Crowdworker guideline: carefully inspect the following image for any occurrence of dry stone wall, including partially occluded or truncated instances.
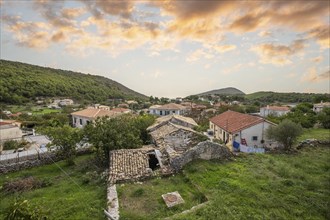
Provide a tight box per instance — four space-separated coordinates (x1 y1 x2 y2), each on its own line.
170 141 233 172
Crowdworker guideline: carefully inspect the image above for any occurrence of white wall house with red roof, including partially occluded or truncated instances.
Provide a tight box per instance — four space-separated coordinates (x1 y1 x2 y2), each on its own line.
70 107 121 128
209 110 276 149
260 105 290 117
148 103 188 116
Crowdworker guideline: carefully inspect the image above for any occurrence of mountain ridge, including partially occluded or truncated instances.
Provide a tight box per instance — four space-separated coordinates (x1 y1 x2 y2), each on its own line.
196 87 245 96
0 59 147 104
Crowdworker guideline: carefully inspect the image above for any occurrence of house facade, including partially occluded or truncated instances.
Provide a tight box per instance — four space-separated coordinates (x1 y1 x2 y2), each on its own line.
210 110 276 149
313 102 330 113
71 108 120 128
148 103 187 116
260 105 290 117
0 121 23 146
147 115 198 132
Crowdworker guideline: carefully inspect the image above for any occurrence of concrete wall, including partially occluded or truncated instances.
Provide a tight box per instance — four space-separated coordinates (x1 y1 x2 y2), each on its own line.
72 116 91 128
0 126 23 141
170 141 233 172
149 109 184 116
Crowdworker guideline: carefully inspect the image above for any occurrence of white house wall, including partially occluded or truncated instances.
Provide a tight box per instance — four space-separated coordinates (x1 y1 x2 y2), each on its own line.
0 127 23 142
72 116 91 128
149 109 184 116
233 122 273 147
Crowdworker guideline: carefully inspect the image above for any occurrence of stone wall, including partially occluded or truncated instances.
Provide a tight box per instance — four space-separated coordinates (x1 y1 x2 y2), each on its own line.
297 139 330 149
170 141 233 172
0 148 92 174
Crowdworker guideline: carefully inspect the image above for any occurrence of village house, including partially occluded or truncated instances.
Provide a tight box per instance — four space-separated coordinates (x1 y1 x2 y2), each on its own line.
0 120 23 146
59 99 74 106
313 101 330 113
147 115 198 132
260 105 290 117
209 110 276 149
71 107 120 128
148 103 188 116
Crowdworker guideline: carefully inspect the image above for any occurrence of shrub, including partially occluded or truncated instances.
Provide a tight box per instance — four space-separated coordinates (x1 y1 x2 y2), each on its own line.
131 188 144 197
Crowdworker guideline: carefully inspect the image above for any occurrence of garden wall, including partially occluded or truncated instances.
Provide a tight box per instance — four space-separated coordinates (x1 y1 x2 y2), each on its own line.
170 141 233 172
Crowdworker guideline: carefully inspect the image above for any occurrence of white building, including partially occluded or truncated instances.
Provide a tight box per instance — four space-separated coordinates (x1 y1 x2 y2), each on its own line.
260 105 290 117
71 108 120 128
209 110 276 149
313 102 330 113
148 103 188 116
0 121 23 145
59 99 74 106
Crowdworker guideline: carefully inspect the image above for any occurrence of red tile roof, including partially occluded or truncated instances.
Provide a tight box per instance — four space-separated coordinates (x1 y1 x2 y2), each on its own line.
155 103 186 110
71 108 120 119
210 110 265 133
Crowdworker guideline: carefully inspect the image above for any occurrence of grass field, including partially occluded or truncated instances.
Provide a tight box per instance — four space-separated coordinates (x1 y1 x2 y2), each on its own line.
298 128 330 142
32 108 62 115
118 146 330 220
1 130 329 219
117 174 207 219
0 154 107 220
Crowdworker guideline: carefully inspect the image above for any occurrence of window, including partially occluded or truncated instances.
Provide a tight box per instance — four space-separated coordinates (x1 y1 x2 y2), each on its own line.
74 118 77 124
86 120 90 125
172 110 176 113
160 110 163 115
252 136 258 141
79 119 83 125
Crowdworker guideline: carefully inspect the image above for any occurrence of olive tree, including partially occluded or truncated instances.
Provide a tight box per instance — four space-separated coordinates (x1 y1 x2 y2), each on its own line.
266 119 303 151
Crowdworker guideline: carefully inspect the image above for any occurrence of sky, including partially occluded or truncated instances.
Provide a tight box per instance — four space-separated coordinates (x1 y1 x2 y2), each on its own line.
1 0 329 98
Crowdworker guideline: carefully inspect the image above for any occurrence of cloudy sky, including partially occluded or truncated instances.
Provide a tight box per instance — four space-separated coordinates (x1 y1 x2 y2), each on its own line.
1 0 329 98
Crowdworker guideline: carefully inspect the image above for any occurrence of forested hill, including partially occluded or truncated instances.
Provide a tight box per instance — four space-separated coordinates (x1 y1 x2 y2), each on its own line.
196 87 245 96
0 60 147 104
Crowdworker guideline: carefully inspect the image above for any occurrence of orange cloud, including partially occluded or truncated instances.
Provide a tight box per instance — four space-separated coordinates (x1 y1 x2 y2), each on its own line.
301 68 330 82
252 39 306 65
307 25 330 48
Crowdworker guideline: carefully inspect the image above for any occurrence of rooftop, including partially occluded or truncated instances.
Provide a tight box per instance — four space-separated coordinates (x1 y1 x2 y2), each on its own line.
210 110 266 133
154 103 186 110
108 147 155 184
71 108 120 119
147 115 197 131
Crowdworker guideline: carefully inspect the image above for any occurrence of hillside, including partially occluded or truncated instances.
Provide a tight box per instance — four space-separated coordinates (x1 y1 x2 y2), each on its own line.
0 60 147 104
196 87 245 96
246 91 330 103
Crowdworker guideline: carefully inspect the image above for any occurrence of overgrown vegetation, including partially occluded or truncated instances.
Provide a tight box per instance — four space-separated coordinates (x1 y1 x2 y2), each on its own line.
84 113 155 164
0 154 107 220
0 59 146 104
117 175 207 219
266 119 303 151
172 146 330 219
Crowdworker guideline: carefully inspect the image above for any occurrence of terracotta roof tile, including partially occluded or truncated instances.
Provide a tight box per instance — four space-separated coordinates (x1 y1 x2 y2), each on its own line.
210 110 264 133
155 103 186 110
71 108 120 119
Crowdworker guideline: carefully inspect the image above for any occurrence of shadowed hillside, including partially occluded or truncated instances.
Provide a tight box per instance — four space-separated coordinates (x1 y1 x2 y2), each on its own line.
0 60 147 104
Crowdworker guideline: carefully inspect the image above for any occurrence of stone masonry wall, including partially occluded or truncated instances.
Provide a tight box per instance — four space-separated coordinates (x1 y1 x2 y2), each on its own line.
0 148 92 174
170 141 233 172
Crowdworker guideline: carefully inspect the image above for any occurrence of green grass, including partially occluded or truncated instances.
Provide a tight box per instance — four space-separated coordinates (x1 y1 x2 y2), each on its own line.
298 128 330 142
0 154 107 220
32 108 62 115
117 175 207 220
173 147 330 219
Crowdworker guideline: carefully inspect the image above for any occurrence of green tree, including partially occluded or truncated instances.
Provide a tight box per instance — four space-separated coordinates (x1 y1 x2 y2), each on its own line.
266 119 303 151
132 113 156 144
318 107 330 129
42 125 83 165
84 114 142 164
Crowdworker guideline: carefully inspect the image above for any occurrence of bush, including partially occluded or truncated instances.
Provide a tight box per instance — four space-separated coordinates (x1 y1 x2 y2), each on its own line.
131 188 144 197
2 177 51 194
4 198 48 220
3 140 19 150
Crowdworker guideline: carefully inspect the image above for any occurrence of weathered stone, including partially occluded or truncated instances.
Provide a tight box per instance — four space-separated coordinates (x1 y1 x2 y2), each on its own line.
162 191 185 208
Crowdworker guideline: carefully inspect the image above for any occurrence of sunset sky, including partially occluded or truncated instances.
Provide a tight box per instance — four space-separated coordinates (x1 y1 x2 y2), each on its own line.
1 0 329 98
